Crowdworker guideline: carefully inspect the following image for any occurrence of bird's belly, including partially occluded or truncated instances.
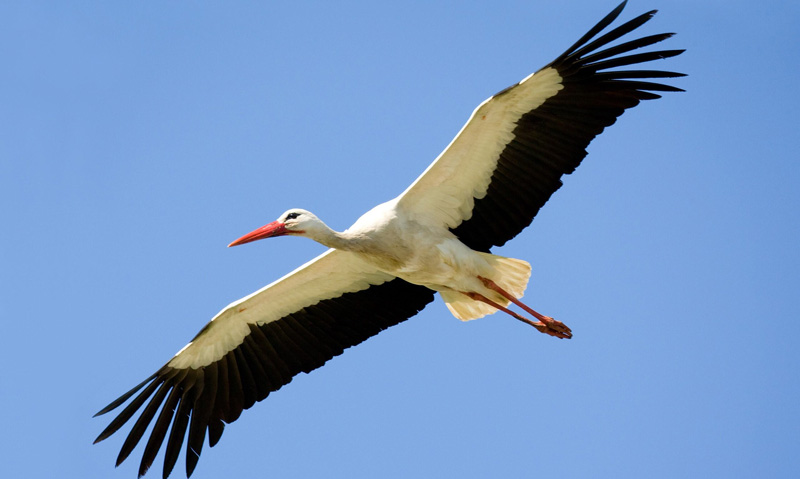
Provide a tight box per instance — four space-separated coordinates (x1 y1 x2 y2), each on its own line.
347 214 489 292
390 239 490 293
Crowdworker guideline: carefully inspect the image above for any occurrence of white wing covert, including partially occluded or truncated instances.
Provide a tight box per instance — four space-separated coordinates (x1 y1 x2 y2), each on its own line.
94 249 434 478
397 3 684 252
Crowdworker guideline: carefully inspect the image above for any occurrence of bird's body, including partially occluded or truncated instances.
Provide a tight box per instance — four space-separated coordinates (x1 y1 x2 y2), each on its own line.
95 3 685 478
272 204 532 321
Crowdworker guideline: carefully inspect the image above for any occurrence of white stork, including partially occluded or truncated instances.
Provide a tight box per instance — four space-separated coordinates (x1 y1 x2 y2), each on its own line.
95 2 684 477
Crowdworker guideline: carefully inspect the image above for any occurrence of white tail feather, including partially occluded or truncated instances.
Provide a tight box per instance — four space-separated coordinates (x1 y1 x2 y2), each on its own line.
441 253 531 321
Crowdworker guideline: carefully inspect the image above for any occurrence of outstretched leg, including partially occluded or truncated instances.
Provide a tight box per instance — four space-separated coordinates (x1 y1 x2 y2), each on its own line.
476 276 572 339
463 290 572 339
478 276 572 337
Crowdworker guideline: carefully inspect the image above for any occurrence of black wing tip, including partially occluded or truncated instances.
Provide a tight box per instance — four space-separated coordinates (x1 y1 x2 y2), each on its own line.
94 399 127 419
553 3 682 69
550 3 685 92
94 371 162 418
613 1 628 17
138 462 151 479
657 47 685 58
635 9 659 25
186 448 201 478
95 281 434 479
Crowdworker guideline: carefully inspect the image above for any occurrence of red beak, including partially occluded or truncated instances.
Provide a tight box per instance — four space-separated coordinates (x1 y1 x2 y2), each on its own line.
228 221 288 247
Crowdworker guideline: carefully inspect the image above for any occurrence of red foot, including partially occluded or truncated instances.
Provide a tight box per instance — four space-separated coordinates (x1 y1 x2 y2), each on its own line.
463 290 572 339
531 316 572 339
475 276 572 339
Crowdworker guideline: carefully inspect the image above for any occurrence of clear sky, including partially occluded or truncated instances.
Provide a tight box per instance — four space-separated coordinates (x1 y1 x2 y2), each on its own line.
2 1 799 478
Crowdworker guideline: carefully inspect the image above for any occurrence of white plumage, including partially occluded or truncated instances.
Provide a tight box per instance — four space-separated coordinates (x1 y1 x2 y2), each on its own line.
95 3 684 478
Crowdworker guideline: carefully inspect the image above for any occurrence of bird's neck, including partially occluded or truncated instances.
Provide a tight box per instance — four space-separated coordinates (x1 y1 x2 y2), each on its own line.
303 224 363 252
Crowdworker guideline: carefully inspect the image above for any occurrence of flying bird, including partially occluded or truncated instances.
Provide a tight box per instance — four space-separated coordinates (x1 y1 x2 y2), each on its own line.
95 2 684 477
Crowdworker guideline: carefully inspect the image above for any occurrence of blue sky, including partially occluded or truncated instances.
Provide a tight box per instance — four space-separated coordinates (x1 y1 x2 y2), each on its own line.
2 1 799 478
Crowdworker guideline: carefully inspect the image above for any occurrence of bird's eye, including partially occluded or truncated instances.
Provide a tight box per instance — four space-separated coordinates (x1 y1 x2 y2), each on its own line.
285 212 300 221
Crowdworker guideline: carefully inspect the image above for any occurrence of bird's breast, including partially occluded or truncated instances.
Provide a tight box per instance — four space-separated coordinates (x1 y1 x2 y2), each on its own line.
344 200 487 287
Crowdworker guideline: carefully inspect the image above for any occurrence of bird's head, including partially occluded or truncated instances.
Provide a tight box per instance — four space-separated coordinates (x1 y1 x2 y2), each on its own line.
228 209 319 247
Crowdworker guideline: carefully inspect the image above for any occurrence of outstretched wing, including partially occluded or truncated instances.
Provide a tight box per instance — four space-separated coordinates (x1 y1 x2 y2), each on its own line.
396 1 684 251
94 249 434 478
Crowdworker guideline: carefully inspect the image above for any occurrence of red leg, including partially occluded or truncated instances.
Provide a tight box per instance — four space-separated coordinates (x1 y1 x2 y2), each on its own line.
463 292 571 339
477 276 572 339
